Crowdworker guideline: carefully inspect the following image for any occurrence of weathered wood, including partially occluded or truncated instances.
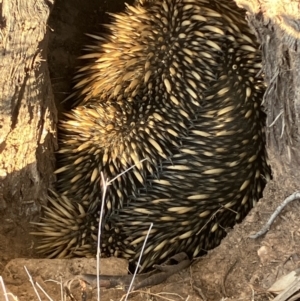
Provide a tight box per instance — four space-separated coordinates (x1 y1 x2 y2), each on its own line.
0 0 56 213
236 0 300 189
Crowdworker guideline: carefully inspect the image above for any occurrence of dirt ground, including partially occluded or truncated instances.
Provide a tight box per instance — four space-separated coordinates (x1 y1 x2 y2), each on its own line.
2 182 300 301
1 0 300 300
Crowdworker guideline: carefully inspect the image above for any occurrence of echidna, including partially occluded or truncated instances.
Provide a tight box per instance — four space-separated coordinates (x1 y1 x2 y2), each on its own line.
34 0 271 271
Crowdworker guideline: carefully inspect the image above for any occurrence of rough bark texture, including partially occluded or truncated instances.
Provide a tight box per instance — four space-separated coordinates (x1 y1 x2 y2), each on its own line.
236 0 300 190
0 0 56 215
0 0 56 264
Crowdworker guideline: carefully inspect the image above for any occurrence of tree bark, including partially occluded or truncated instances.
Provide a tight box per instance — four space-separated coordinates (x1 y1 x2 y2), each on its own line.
0 0 56 216
236 0 300 191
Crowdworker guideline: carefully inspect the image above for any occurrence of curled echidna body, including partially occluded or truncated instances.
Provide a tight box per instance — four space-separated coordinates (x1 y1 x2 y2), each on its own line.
35 0 271 271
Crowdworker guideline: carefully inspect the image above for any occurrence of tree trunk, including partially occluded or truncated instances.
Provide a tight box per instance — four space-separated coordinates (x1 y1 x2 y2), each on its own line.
0 0 56 235
236 0 300 192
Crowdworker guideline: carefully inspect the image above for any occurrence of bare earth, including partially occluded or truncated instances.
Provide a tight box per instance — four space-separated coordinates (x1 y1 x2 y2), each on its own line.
1 0 300 300
2 182 300 301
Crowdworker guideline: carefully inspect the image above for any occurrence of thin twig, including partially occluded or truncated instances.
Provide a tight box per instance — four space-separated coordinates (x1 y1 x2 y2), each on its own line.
108 158 147 184
36 282 54 301
250 192 300 239
196 207 224 235
268 109 283 127
60 276 65 301
124 222 153 301
221 259 238 296
121 289 184 301
0 276 9 301
24 266 42 301
97 159 148 301
44 278 64 301
96 171 107 301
